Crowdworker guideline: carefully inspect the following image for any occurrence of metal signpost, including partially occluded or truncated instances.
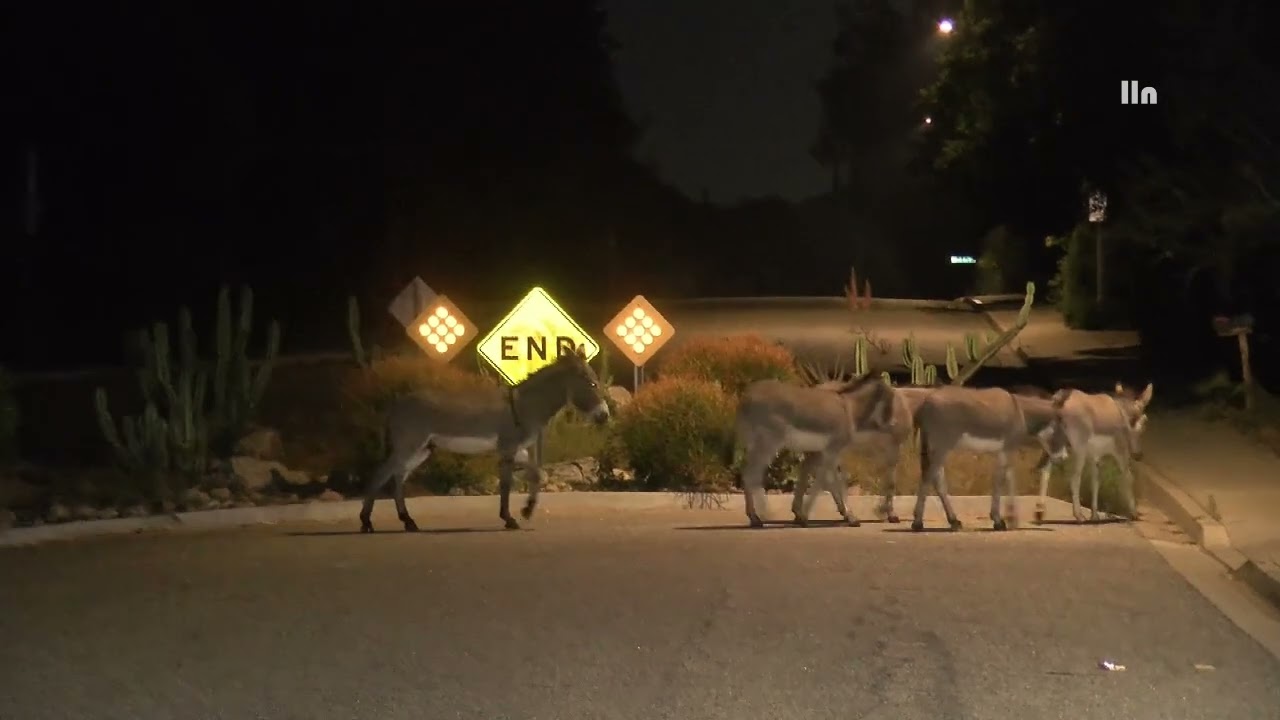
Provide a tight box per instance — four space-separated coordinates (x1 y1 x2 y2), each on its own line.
477 287 601 465
604 294 675 392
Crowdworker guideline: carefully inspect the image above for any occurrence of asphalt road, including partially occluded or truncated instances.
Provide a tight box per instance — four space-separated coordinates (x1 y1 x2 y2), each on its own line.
3 496 1278 720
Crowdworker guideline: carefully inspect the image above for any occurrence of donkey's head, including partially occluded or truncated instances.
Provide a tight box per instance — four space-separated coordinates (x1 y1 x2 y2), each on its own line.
555 345 611 425
835 374 897 432
1113 382 1153 459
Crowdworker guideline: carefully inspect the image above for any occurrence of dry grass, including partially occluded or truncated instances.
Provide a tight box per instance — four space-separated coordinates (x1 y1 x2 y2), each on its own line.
659 334 800 395
837 439 1132 514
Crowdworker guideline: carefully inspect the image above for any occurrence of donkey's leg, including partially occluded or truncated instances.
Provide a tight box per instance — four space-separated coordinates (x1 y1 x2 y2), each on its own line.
1033 450 1054 524
912 440 937 531
359 447 418 533
824 458 859 527
497 453 522 530
1088 458 1101 521
933 467 963 531
989 454 1006 530
875 443 902 523
1066 454 1088 523
791 454 815 525
519 449 542 521
1003 463 1020 529
741 443 776 528
392 445 435 532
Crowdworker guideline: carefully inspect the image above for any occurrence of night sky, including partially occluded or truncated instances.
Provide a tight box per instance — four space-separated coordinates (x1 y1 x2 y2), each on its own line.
606 0 839 203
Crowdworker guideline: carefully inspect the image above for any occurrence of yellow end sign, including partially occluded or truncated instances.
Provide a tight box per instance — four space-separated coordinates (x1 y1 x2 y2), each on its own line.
477 287 600 385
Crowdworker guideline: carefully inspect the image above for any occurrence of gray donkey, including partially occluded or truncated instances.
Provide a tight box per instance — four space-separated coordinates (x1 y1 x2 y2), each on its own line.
912 386 1071 532
736 375 898 528
359 346 610 532
791 384 936 526
1032 382 1153 524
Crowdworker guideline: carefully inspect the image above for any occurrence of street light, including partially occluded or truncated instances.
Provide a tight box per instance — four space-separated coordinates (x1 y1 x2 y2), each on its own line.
938 18 955 34
923 116 933 125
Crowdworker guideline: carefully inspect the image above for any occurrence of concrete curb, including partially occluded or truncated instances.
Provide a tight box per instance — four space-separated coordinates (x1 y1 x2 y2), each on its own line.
1 492 1089 548
0 493 687 548
1136 462 1280 605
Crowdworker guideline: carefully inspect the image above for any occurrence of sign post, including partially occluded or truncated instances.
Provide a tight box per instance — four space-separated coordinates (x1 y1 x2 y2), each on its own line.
477 287 601 465
604 295 675 392
405 294 475 363
388 276 438 328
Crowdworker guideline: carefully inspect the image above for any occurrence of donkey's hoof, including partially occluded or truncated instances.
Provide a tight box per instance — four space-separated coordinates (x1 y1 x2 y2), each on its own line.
360 523 374 534
504 517 522 530
910 520 924 532
748 516 765 529
520 505 535 521
886 514 901 524
1033 509 1046 525
792 515 808 528
402 519 419 532
949 519 964 531
845 517 862 528
992 519 1008 532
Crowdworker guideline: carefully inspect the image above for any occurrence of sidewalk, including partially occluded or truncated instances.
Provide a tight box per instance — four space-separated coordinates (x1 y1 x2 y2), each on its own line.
982 306 1280 604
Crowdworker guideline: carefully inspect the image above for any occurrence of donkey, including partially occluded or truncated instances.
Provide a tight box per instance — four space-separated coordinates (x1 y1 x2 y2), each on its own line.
791 384 936 526
735 375 898 528
1032 382 1153 524
359 346 610 532
911 386 1071 532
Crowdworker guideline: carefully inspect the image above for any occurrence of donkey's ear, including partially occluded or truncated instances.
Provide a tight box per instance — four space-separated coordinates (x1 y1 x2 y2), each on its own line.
1051 388 1073 408
1137 382 1154 409
575 344 587 359
1115 381 1126 395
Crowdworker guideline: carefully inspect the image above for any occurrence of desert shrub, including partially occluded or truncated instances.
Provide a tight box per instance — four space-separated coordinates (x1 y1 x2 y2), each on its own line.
974 225 1028 295
542 407 610 464
658 335 799 395
611 377 736 492
341 354 498 494
0 366 17 464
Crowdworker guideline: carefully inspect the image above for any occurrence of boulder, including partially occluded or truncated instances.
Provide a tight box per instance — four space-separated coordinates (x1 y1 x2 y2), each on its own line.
607 385 633 408
542 457 600 491
183 488 212 509
234 427 285 462
230 456 311 491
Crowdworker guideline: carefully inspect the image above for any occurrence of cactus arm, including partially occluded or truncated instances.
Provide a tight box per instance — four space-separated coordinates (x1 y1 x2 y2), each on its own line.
945 343 959 380
951 282 1036 386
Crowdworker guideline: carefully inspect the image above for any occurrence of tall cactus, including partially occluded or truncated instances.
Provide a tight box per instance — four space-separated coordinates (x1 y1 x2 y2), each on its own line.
211 285 280 446
347 295 369 370
945 343 960 380
949 281 1036 386
95 285 280 492
853 335 869 377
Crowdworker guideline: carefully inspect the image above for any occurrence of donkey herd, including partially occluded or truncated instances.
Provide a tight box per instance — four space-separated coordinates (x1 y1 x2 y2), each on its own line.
357 345 1153 534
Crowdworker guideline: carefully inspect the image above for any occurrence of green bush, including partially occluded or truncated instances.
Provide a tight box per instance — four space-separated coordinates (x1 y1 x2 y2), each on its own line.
0 366 17 464
1047 223 1133 330
659 335 799 395
542 407 609 464
612 376 737 492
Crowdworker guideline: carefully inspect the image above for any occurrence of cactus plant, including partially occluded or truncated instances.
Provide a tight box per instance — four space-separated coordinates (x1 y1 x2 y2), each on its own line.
881 371 894 386
901 334 919 368
95 285 280 492
948 281 1036 386
347 296 369 370
944 343 960 380
964 332 980 362
923 364 937 386
853 335 869 377
210 285 280 447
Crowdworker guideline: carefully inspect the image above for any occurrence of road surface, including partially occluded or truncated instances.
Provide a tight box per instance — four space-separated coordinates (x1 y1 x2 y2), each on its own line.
2 495 1278 720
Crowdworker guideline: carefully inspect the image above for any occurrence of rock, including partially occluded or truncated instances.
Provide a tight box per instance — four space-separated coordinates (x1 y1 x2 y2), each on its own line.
183 488 211 509
318 489 344 502
71 504 98 521
234 427 285 461
123 505 150 518
46 502 71 523
96 507 120 520
448 487 466 497
607 385 633 408
209 487 233 502
543 457 600 490
0 474 45 509
230 456 311 491
0 508 15 530
609 468 634 483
